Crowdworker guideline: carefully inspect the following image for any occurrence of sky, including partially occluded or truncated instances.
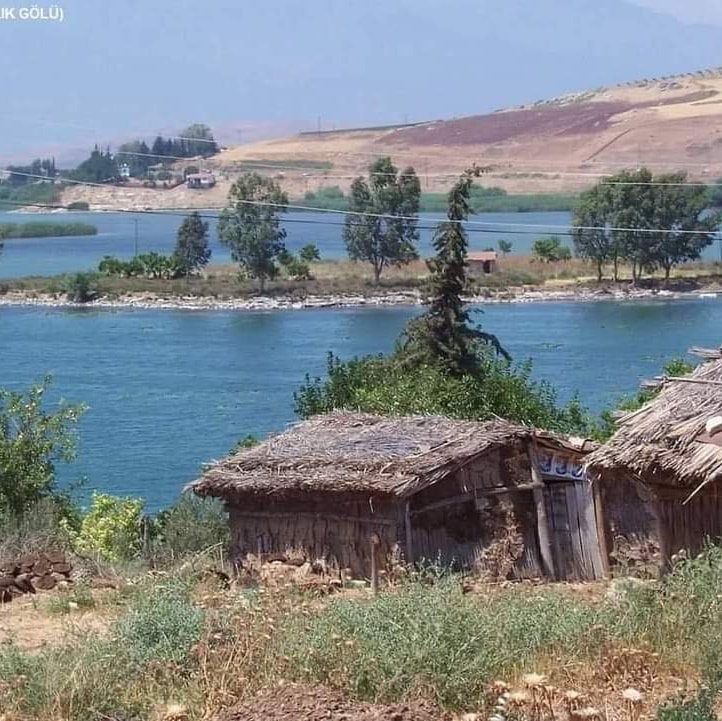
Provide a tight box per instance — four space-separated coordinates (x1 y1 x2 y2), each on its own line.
2 0 722 165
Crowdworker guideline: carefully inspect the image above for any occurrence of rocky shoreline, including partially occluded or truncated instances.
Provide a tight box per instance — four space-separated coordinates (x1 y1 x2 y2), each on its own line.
0 285 718 312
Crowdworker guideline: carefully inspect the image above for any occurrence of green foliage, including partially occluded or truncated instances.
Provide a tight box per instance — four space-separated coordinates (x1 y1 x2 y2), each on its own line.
98 253 179 279
152 494 229 561
419 188 578 213
573 169 720 282
295 352 589 435
72 492 144 561
532 235 572 262
0 222 96 239
174 211 211 277
65 201 89 211
0 181 59 210
400 172 507 376
218 173 289 292
282 577 599 708
63 272 100 302
69 145 118 183
303 185 347 209
343 157 420 284
593 357 695 440
299 243 321 263
497 239 513 255
657 690 717 721
179 123 218 158
0 378 84 517
232 434 260 452
112 579 204 666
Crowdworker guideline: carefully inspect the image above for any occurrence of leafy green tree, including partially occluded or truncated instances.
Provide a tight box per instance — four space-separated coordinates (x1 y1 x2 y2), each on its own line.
343 157 420 284
299 243 321 263
497 239 512 255
0 378 85 517
217 173 289 292
649 173 720 279
180 123 218 157
173 212 211 277
400 172 507 375
294 352 588 434
70 145 118 184
572 184 615 281
532 235 572 263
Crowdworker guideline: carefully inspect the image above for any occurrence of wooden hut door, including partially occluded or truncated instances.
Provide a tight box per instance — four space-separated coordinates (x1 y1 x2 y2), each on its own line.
544 480 605 581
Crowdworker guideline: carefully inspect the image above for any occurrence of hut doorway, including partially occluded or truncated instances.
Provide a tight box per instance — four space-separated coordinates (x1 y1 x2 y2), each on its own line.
536 447 606 581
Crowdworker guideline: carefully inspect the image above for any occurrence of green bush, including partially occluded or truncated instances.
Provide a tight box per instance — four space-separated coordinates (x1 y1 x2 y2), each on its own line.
151 494 229 562
64 272 100 302
112 580 204 667
72 492 144 561
66 201 90 211
282 577 599 708
532 235 572 262
657 689 717 721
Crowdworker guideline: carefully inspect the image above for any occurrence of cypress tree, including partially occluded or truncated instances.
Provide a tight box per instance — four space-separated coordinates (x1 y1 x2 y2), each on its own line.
399 169 507 375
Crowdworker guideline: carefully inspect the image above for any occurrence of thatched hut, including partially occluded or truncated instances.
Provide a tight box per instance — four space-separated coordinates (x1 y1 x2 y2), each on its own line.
586 348 722 571
190 412 604 581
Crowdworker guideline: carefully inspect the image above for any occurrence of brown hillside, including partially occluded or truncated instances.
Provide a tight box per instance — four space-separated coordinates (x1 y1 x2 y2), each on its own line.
61 69 722 210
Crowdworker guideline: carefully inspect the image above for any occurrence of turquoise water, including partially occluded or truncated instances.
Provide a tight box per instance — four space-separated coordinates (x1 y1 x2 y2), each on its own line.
0 210 574 278
1 298 720 510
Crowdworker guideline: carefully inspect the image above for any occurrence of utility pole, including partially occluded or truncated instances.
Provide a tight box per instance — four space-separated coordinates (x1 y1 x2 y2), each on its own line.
133 218 139 257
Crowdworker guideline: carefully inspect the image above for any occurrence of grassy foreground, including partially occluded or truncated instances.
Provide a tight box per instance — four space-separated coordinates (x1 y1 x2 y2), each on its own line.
2 546 722 720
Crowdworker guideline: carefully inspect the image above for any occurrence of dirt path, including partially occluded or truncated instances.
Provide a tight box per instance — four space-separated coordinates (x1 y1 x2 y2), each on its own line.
218 686 450 721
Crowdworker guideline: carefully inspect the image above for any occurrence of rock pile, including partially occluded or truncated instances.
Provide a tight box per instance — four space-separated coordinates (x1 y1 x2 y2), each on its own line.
0 551 73 602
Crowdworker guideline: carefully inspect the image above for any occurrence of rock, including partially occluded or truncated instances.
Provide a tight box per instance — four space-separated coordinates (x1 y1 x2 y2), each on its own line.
33 574 57 591
32 558 50 576
51 562 72 575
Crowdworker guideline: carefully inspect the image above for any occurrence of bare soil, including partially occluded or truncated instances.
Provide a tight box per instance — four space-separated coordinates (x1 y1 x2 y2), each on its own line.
218 685 450 721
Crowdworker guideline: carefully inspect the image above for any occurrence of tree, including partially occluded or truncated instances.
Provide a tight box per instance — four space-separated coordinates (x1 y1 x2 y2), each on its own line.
299 243 321 263
180 123 218 157
343 157 420 284
532 235 572 263
572 184 615 281
497 239 512 256
217 173 288 292
294 353 587 434
173 212 211 277
399 171 508 376
649 173 719 279
0 378 85 517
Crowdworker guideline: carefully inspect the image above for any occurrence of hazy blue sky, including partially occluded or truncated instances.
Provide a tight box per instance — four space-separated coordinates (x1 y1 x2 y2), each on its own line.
2 0 722 164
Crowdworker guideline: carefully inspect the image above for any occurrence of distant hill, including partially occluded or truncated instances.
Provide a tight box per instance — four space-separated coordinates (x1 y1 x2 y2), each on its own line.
60 69 722 210
207 69 722 197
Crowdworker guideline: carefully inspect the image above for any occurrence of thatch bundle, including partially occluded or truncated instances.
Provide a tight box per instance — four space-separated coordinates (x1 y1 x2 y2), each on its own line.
586 349 722 492
190 412 593 501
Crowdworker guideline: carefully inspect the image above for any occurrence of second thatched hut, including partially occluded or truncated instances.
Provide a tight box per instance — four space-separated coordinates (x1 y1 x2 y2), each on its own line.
586 347 722 572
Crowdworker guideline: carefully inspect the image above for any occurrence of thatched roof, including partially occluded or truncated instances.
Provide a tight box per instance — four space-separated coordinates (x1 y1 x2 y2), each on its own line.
190 412 593 500
586 350 722 491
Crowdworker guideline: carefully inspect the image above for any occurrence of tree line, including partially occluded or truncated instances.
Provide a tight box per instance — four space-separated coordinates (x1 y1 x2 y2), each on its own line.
572 168 720 281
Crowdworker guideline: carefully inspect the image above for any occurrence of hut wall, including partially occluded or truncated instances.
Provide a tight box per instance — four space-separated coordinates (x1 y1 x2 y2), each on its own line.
226 495 400 577
600 475 660 572
408 447 545 578
655 484 722 559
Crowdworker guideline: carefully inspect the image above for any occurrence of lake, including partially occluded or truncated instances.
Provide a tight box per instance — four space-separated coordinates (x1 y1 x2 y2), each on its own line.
1 298 720 511
1 209 572 278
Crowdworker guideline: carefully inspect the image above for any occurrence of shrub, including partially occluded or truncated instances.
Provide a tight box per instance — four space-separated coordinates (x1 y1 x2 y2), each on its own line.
532 235 572 262
151 494 229 562
64 272 100 302
281 577 600 708
72 492 144 561
66 201 90 211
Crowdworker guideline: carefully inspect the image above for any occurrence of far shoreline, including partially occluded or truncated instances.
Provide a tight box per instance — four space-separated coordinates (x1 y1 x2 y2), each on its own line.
0 284 718 313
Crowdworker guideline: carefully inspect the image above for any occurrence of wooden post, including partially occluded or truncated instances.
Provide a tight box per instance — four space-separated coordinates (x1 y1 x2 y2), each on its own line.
651 494 672 576
592 479 611 578
528 445 556 580
404 501 414 565
369 533 380 594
